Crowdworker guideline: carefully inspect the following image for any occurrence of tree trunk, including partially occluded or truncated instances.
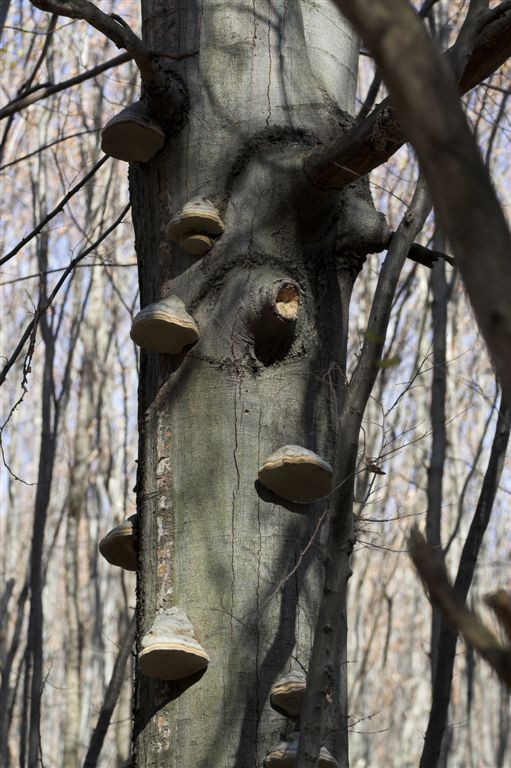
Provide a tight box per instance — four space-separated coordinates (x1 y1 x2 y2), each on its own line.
130 2 387 766
63 352 94 768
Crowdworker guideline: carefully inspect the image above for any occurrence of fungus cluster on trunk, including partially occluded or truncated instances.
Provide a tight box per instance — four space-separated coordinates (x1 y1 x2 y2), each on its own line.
265 732 337 767
98 104 338 752
264 673 338 766
166 197 224 255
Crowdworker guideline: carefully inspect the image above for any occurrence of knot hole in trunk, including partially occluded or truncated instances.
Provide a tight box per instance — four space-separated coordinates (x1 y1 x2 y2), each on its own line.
251 278 303 366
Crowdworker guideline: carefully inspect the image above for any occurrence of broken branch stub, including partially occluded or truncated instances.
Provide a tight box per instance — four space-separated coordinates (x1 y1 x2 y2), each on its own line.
258 445 333 503
139 608 209 682
98 514 138 571
130 296 199 355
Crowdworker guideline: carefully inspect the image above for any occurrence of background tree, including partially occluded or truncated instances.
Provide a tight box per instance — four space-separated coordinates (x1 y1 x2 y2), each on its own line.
0 1 509 767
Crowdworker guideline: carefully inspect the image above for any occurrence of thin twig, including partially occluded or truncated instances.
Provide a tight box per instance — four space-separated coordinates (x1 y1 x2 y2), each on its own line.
0 203 130 387
0 53 132 119
0 156 109 267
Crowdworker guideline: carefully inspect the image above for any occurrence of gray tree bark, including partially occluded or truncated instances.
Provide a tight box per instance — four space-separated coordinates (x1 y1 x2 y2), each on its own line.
130 2 384 766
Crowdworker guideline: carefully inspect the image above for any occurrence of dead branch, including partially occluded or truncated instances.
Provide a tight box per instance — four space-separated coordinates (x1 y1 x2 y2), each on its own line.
304 1 511 189
0 156 109 267
28 0 185 123
0 203 130 387
0 53 132 120
29 0 161 90
409 527 511 688
336 0 511 414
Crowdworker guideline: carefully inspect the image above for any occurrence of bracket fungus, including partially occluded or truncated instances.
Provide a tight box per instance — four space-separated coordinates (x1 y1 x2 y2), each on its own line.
100 101 165 162
264 732 338 767
98 515 137 571
258 445 333 503
139 607 209 681
166 197 224 255
270 672 306 719
130 296 199 354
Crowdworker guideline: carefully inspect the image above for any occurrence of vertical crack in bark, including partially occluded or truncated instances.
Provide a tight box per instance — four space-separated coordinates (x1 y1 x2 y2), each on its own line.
254 498 262 765
266 0 272 127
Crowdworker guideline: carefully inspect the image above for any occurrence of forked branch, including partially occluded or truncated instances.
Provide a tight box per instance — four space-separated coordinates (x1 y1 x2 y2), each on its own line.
304 1 511 189
336 0 511 409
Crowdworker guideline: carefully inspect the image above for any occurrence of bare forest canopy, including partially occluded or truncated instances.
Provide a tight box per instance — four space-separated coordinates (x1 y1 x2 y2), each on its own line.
0 1 510 768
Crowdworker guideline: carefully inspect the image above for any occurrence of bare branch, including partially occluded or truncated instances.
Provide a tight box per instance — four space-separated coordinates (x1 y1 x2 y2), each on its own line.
0 156 109 267
0 203 130 387
409 528 511 688
0 129 99 171
304 1 511 189
30 0 161 90
349 180 432 418
336 0 511 411
28 0 186 124
0 53 132 120
406 241 454 268
418 397 510 766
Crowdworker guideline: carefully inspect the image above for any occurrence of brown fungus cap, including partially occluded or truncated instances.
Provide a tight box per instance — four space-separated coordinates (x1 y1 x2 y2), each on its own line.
139 608 209 681
130 297 199 354
270 671 306 718
166 197 224 242
101 101 165 163
264 733 338 768
98 515 137 571
258 445 333 503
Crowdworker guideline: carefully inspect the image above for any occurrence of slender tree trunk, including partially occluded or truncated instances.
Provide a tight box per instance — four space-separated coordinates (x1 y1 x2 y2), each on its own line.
130 2 387 765
83 616 136 768
22 318 58 768
63 353 94 767
21 173 61 767
426 229 448 682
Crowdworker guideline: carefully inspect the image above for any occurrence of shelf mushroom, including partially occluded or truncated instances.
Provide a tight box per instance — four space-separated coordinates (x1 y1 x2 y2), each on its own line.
166 197 224 255
270 672 306 719
258 445 333 503
130 296 199 354
101 101 165 162
264 732 338 767
139 607 209 681
98 515 137 571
